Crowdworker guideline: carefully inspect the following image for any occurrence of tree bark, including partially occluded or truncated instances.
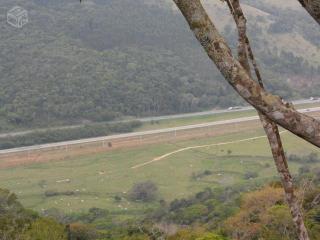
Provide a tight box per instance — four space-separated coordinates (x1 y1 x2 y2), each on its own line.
298 0 320 24
172 0 320 147
227 1 309 239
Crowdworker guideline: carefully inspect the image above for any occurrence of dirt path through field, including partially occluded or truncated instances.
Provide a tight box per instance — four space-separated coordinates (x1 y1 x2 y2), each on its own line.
131 131 288 169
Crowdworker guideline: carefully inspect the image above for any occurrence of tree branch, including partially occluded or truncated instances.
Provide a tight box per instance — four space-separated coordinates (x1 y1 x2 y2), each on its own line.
298 0 320 24
173 0 320 147
226 1 309 238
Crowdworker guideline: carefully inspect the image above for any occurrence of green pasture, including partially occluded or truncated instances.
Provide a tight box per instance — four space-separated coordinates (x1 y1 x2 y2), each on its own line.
0 126 319 221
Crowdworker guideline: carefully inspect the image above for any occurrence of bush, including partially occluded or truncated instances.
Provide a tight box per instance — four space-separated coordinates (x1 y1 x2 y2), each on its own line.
313 168 320 183
288 154 301 162
305 153 319 163
23 218 67 240
196 233 229 240
114 195 122 202
44 190 74 197
264 163 271 168
0 188 38 239
170 198 191 211
244 172 258 180
299 166 311 175
69 223 99 240
44 190 60 197
81 208 109 224
129 181 158 202
179 204 208 224
288 152 320 163
191 170 213 180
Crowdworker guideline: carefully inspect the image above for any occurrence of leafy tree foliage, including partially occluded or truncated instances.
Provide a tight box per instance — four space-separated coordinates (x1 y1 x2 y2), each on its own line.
129 181 158 202
0 0 319 132
0 120 141 149
69 223 99 240
196 233 229 240
224 185 320 240
0 188 66 240
0 189 37 239
22 218 67 240
2 182 318 239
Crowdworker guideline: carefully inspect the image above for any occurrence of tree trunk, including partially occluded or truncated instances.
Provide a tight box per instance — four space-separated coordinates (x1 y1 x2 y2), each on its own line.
172 0 320 147
226 1 310 238
227 1 309 238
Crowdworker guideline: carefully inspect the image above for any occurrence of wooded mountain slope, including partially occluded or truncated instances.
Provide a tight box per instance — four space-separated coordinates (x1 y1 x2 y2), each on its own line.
0 0 319 131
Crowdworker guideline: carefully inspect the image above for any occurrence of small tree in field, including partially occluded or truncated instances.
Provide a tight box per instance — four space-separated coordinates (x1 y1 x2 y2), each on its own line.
129 181 158 202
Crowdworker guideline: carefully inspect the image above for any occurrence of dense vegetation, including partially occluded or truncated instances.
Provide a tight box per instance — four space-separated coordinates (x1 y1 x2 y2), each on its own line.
0 120 141 149
1 1 320 239
2 171 320 239
0 0 319 133
0 188 67 239
1 124 320 239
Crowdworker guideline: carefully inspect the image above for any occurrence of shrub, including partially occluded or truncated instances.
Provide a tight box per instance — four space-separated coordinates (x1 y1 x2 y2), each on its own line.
288 154 300 162
44 190 74 197
288 152 320 163
179 204 208 224
299 166 311 175
69 223 99 240
129 181 158 202
170 198 191 211
244 172 258 180
44 190 60 197
224 186 287 240
305 153 319 163
264 163 271 168
23 218 67 240
196 233 229 240
114 195 122 202
191 170 213 180
0 188 37 239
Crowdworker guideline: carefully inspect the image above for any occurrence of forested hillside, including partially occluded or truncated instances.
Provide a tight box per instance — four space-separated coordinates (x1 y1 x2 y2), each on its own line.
0 0 319 131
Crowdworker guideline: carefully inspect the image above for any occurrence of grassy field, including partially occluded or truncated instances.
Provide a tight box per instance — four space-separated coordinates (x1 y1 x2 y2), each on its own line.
0 125 319 221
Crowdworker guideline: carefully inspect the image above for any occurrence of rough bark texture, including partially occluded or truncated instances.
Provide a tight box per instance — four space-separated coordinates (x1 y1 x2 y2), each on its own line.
298 0 320 24
227 1 309 239
172 0 320 147
263 120 310 240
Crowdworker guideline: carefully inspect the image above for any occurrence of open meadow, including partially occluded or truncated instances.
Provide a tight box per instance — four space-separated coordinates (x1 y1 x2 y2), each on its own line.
0 124 319 221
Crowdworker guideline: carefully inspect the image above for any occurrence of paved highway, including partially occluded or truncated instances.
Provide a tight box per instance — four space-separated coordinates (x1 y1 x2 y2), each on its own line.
0 106 319 155
135 99 320 122
0 98 319 139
